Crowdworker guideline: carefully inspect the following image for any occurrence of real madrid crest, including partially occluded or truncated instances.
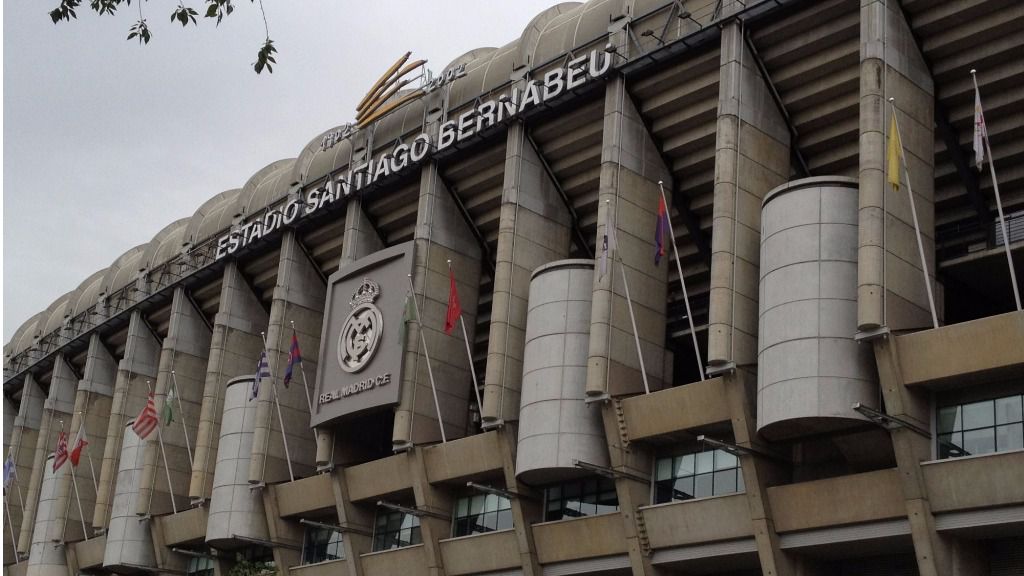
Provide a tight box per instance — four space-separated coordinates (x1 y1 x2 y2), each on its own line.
337 278 383 373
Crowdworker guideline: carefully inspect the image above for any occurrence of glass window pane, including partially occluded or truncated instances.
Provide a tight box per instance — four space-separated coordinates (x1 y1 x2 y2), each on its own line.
456 497 468 518
714 450 738 471
997 423 1024 451
996 396 1023 425
655 457 673 481
496 508 513 531
962 400 994 430
676 454 695 476
695 451 714 474
963 428 995 455
694 473 714 498
654 480 674 504
484 494 499 513
937 406 961 434
736 469 745 493
713 469 738 495
672 476 694 501
470 495 485 516
564 482 580 499
938 432 965 458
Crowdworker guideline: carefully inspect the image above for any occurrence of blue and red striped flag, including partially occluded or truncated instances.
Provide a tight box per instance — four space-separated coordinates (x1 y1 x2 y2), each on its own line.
654 195 669 265
283 331 302 388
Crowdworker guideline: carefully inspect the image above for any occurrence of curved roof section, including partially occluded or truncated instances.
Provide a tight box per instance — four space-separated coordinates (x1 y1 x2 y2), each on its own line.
184 188 241 247
230 159 295 219
100 244 147 297
296 128 353 188
69 269 109 319
139 218 189 271
519 3 583 68
370 95 427 153
9 312 46 357
41 290 76 336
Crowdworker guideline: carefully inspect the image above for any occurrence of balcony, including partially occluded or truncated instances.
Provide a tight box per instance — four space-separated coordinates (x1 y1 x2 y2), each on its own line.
620 377 731 442
641 493 753 549
157 506 208 547
424 431 505 484
439 529 520 575
346 453 414 503
767 469 905 532
289 559 349 576
360 544 427 576
923 450 1024 514
533 512 628 564
275 473 336 517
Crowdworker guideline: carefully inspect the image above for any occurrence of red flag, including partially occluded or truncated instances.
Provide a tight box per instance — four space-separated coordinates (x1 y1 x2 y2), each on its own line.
655 196 668 265
69 424 88 467
132 393 159 440
53 431 69 472
445 267 462 335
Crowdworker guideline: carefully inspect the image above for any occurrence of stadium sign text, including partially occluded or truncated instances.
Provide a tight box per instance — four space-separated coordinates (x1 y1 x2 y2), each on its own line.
215 48 610 261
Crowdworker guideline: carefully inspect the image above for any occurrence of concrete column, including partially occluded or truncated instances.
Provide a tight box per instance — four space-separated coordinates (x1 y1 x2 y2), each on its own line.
707 22 791 368
392 162 481 448
92 310 161 529
873 338 950 576
496 426 542 576
587 75 672 398
408 448 451 576
858 0 936 332
330 465 374 576
137 287 211 516
600 401 656 576
18 358 77 553
481 122 571 426
726 368 794 576
249 230 323 484
189 261 268 503
261 488 302 576
25 455 67 576
6 374 45 557
316 197 384 467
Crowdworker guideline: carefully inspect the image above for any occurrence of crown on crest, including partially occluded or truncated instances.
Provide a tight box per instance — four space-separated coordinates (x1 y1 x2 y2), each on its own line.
350 278 381 308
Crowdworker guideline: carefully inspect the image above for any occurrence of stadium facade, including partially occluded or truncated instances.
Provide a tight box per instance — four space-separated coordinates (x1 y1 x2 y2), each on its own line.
4 1 1024 575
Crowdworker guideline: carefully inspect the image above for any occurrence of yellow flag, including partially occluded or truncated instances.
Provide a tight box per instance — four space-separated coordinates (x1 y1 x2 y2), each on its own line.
887 113 901 191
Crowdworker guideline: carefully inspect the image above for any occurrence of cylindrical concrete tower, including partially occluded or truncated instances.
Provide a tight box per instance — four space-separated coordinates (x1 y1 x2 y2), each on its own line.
206 376 269 548
103 421 157 571
516 260 609 484
758 177 878 439
26 454 67 576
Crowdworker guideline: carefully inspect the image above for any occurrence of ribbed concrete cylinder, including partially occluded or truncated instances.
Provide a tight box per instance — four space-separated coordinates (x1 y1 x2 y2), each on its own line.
758 177 877 439
25 455 67 576
516 260 608 484
103 421 156 572
206 376 269 548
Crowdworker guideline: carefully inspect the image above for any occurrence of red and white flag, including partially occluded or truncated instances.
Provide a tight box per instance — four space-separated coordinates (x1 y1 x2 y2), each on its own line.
131 393 159 440
53 431 69 472
973 82 987 171
69 424 89 467
444 266 462 335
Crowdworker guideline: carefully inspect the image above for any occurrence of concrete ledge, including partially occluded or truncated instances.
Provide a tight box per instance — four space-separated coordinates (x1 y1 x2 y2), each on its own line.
346 453 413 502
896 311 1024 387
440 530 520 575
360 544 426 576
288 559 349 576
923 450 1024 513
532 513 627 564
768 469 904 532
620 377 730 442
3 561 28 576
424 431 504 485
641 494 753 549
157 506 209 547
275 474 336 517
70 533 107 569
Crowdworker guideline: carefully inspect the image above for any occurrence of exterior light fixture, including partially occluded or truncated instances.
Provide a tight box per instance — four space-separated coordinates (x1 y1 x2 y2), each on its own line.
466 481 532 501
299 518 373 537
376 500 451 521
852 403 930 438
697 435 788 463
573 459 650 484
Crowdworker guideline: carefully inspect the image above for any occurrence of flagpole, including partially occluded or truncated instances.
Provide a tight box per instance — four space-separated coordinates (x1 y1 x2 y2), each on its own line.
890 98 939 329
57 419 77 543
971 69 1021 311
658 181 705 381
70 465 88 540
147 381 178 514
449 260 484 424
260 332 295 483
4 494 19 564
407 273 446 443
289 322 315 415
169 371 194 469
609 224 651 395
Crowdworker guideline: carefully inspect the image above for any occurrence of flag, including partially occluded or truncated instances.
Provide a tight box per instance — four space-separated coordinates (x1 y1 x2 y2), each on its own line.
3 453 14 483
887 113 901 192
162 386 175 426
444 267 462 335
655 195 668 265
69 424 88 467
973 82 987 171
283 331 301 388
601 207 616 277
131 393 159 440
399 290 416 343
252 351 271 401
53 431 69 472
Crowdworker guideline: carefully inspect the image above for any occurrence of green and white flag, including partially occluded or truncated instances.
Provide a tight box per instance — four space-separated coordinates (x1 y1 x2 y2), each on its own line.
399 291 417 343
162 385 175 426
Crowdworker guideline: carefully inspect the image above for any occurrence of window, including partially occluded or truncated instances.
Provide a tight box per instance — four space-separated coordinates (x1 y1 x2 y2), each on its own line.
653 449 744 504
302 526 344 564
372 509 421 551
938 394 1024 458
452 494 512 537
543 477 618 521
186 556 214 576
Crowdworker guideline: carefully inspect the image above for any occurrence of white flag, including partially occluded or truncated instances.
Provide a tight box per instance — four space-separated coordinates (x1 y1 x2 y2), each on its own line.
973 83 986 171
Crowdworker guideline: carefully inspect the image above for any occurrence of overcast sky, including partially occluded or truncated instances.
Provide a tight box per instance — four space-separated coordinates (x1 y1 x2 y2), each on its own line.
3 1 564 342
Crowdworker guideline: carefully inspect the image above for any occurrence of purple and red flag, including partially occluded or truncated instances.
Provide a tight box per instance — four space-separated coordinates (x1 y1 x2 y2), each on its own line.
654 196 669 265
